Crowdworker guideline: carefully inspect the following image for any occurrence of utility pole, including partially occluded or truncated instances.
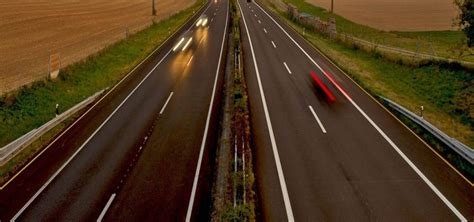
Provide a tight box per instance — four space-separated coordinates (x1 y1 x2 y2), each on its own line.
330 0 334 13
152 0 156 16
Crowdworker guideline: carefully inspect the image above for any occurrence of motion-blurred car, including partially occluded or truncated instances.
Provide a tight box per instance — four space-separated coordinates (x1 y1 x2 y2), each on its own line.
173 32 193 52
195 15 209 28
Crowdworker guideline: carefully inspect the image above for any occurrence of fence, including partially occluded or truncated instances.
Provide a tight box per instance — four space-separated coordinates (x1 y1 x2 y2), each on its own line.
0 89 105 166
381 97 474 165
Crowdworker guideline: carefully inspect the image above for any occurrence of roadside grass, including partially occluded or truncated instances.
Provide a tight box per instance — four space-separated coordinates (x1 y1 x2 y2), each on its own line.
264 4 474 148
281 0 474 62
0 111 81 185
0 0 205 148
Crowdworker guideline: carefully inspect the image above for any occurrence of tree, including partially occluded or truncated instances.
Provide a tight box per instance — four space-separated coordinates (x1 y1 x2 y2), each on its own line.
455 0 474 47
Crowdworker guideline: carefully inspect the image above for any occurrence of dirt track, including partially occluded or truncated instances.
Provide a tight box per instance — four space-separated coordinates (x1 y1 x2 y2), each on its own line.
0 0 194 95
306 0 459 31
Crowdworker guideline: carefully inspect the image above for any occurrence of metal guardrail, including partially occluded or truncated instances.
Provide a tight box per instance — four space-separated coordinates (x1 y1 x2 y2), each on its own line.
381 97 474 165
0 89 106 166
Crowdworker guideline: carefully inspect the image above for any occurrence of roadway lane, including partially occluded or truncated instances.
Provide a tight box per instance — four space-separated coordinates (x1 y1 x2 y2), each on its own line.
105 0 229 220
2 0 228 220
238 0 473 220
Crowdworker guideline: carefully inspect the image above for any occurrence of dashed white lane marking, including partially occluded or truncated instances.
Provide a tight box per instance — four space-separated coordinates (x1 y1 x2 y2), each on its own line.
238 0 295 221
263 28 267 33
97 193 116 222
11 49 173 222
309 106 327 134
271 40 277 48
160 92 174 115
186 55 194 67
258 19 261 24
283 62 292 74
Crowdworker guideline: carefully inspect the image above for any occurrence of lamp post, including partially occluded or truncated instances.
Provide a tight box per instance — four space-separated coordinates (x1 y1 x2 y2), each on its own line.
330 0 334 13
152 0 156 16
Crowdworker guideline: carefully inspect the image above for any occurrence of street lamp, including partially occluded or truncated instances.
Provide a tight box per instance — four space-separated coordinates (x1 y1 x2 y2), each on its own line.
152 0 156 16
330 0 333 13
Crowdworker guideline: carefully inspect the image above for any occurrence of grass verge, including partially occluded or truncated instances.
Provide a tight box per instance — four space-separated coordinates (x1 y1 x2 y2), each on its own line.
280 0 474 62
260 0 473 177
0 0 206 184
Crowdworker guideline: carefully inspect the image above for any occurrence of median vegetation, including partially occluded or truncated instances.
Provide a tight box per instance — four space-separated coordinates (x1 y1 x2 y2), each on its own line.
260 0 473 179
0 0 206 184
212 0 256 220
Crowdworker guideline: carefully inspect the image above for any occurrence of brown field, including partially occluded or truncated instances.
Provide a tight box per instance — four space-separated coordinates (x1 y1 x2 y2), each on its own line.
0 0 194 95
306 0 459 31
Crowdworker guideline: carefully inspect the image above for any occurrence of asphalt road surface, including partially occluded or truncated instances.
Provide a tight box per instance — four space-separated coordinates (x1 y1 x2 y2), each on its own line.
237 0 474 221
0 0 228 220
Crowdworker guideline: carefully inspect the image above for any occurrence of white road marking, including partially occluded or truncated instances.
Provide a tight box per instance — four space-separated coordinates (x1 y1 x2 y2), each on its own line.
253 2 467 221
283 62 292 74
263 28 267 33
271 40 277 48
254 14 257 17
238 1 295 221
11 49 172 221
97 193 116 222
308 106 327 133
185 2 229 221
186 55 194 67
160 92 174 114
258 19 261 24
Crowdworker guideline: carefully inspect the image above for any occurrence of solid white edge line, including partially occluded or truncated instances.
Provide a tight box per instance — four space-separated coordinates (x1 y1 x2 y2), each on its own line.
283 62 292 74
160 92 174 114
308 106 327 133
238 1 295 221
271 40 277 48
185 1 229 221
97 193 116 222
253 2 467 221
11 49 172 221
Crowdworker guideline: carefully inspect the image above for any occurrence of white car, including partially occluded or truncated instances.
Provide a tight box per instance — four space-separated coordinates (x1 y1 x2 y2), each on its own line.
195 15 209 28
173 32 193 52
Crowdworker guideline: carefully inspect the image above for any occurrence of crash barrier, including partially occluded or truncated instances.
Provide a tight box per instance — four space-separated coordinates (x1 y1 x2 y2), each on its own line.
381 97 474 165
0 89 106 166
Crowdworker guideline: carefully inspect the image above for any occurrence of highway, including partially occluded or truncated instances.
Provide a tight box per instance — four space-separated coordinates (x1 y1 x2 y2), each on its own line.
0 0 228 220
237 0 474 221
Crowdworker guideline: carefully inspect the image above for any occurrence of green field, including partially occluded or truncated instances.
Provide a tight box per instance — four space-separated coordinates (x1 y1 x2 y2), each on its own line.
281 0 474 62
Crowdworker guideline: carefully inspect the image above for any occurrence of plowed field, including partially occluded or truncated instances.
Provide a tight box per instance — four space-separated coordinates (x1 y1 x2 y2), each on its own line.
0 0 194 94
